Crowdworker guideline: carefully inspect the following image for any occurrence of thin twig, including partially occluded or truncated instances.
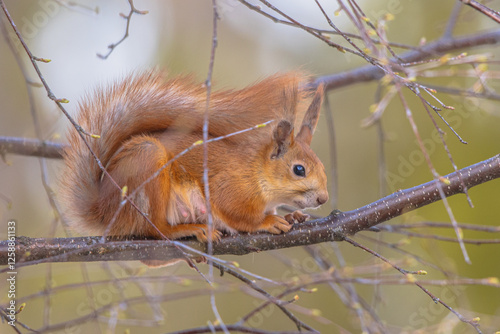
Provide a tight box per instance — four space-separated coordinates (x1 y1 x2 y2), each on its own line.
203 1 229 333
344 237 482 333
395 81 471 264
166 325 307 334
381 221 500 232
460 0 500 24
213 262 318 332
303 246 375 333
314 30 500 90
97 0 148 59
358 234 455 277
313 0 380 64
375 229 500 245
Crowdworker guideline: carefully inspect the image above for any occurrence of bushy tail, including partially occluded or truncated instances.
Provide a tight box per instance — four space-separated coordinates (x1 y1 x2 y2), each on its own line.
59 71 205 233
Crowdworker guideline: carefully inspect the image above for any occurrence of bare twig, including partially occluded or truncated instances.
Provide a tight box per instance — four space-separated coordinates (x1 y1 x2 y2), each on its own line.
396 83 471 263
239 0 378 64
166 325 307 334
460 0 500 24
423 83 500 100
97 0 148 59
375 229 500 245
303 246 376 333
213 262 318 332
381 221 500 232
358 234 455 276
203 1 229 332
314 30 500 90
344 237 483 333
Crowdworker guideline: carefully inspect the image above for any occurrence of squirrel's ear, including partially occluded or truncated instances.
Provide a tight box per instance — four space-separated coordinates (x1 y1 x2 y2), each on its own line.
271 120 293 159
296 83 324 146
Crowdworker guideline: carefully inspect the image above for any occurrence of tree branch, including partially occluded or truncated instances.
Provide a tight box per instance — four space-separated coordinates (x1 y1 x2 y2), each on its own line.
96 0 148 59
0 136 65 159
1 29 499 159
460 0 500 24
2 154 498 267
315 29 500 90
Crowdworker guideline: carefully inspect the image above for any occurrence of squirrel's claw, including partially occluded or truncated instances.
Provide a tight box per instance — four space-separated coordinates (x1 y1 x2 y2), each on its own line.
194 227 222 243
260 215 293 234
284 210 310 224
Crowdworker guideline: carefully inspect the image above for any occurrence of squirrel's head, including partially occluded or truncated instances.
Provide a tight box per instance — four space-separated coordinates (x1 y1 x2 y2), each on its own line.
262 83 329 210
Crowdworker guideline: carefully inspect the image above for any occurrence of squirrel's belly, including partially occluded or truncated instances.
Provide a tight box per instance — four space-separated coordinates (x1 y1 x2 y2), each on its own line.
165 186 238 234
166 186 205 224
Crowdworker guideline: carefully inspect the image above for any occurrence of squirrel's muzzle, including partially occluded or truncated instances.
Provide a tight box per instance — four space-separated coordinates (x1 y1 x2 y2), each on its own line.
316 192 329 206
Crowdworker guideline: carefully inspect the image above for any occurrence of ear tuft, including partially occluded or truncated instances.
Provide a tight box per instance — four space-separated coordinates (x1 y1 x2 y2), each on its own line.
271 120 293 159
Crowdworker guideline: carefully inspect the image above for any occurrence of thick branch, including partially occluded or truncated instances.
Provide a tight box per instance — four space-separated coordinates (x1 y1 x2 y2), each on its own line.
1 154 498 267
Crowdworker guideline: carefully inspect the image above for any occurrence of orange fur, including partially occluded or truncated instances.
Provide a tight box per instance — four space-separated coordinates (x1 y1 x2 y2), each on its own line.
60 71 328 242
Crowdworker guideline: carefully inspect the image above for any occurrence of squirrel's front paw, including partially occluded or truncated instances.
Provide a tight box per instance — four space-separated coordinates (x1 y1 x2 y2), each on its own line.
284 210 310 224
259 215 292 234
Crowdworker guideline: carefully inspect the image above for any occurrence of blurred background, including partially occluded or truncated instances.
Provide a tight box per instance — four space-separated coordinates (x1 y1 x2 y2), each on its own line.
1 1 500 333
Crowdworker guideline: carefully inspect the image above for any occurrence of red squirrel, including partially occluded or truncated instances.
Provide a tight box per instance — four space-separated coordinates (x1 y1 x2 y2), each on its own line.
60 71 328 242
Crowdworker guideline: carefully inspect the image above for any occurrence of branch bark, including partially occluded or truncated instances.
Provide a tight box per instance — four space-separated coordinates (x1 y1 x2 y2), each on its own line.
460 0 500 24
0 136 65 159
2 154 498 268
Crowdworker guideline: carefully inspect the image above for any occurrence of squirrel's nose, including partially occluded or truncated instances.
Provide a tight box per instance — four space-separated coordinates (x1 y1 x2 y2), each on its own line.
317 192 329 206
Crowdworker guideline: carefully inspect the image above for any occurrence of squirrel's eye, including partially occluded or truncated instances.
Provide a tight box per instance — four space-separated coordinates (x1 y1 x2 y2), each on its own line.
293 164 306 177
